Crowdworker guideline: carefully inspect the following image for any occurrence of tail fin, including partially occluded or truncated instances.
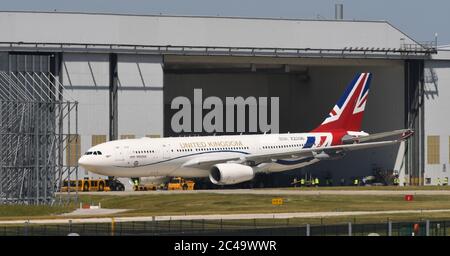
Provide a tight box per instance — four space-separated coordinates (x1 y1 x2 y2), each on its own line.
313 73 372 132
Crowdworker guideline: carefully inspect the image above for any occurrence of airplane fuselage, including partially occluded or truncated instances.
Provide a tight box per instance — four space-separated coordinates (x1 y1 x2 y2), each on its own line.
79 131 362 178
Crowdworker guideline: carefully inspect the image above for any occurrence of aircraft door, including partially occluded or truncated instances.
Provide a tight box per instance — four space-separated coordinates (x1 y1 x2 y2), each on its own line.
162 144 171 159
114 145 125 162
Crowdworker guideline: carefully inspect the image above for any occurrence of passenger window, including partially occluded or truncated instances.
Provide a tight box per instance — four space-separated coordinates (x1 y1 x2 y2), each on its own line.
93 152 97 155
97 151 102 155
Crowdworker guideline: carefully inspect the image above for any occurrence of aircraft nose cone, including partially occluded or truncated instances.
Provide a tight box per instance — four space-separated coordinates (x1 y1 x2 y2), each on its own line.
78 155 88 166
78 155 95 170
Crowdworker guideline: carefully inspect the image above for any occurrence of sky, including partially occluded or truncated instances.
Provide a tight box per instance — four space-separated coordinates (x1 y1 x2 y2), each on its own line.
1 0 449 45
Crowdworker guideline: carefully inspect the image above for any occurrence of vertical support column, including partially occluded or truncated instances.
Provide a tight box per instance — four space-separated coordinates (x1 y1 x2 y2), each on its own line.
75 103 79 203
426 220 430 236
388 221 392 236
404 60 425 186
348 222 352 236
419 61 425 186
35 102 40 205
52 53 64 196
404 60 411 185
67 102 71 200
109 53 118 141
0 55 4 201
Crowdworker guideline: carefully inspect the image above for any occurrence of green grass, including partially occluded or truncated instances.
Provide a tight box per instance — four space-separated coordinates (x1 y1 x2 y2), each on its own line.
73 193 450 217
3 192 450 223
284 186 450 190
0 204 76 219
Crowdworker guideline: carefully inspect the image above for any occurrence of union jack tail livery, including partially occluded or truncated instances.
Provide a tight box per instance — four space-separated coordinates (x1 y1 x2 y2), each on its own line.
313 72 372 132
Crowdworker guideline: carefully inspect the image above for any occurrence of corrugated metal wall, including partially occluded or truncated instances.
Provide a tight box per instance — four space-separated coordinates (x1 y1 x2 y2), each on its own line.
424 59 450 185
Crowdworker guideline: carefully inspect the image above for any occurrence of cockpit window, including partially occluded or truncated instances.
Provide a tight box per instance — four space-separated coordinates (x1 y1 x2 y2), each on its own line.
84 151 102 155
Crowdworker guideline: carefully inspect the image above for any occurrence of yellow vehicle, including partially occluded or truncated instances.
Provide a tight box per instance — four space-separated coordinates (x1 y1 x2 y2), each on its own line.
60 180 83 192
60 178 124 192
167 177 195 190
133 183 165 191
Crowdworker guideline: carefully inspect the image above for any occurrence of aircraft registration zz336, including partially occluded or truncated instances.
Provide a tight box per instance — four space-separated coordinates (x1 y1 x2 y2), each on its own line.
79 73 413 185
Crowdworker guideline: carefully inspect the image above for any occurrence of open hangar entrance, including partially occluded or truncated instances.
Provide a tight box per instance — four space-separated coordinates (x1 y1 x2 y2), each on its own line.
163 55 421 187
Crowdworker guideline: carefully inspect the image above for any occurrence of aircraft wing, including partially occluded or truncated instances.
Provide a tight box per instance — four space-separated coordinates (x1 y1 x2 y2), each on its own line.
245 139 403 164
182 133 411 169
181 155 245 169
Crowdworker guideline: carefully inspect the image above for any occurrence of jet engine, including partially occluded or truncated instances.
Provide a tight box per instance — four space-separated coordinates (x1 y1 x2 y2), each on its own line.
209 163 255 185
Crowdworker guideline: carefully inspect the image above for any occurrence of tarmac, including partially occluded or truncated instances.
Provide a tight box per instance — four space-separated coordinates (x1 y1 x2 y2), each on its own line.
1 209 450 225
58 188 450 196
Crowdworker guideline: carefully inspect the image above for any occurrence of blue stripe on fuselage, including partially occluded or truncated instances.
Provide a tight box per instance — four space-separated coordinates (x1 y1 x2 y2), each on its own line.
303 136 315 149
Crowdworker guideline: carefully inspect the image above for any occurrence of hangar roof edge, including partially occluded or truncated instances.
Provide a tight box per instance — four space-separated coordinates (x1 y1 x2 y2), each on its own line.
0 10 390 24
0 10 434 57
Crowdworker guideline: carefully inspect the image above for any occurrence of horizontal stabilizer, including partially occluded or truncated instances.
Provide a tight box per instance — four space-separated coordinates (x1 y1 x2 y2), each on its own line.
342 129 414 144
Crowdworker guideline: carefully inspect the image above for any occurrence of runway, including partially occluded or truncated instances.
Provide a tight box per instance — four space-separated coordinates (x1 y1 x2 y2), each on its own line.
1 209 450 225
59 188 450 196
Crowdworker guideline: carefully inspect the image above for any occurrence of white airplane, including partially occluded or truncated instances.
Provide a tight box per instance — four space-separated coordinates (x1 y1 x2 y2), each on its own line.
79 73 413 185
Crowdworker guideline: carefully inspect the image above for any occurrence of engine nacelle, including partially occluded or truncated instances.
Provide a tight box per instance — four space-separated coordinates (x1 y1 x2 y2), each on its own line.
209 163 255 185
313 151 346 160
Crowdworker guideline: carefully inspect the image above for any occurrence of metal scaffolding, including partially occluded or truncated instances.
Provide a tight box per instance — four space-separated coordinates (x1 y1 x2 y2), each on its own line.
0 70 78 205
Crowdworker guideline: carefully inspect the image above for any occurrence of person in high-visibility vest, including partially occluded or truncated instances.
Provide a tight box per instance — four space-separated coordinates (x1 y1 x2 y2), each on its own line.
444 177 449 186
315 178 319 187
393 177 399 186
354 179 359 186
132 179 139 191
437 177 442 186
300 178 305 187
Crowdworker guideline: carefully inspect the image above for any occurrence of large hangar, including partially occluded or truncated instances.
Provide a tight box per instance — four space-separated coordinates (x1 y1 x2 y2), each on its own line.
0 11 437 199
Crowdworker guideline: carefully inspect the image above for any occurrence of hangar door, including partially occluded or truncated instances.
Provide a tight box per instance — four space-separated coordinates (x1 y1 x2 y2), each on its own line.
163 56 406 185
